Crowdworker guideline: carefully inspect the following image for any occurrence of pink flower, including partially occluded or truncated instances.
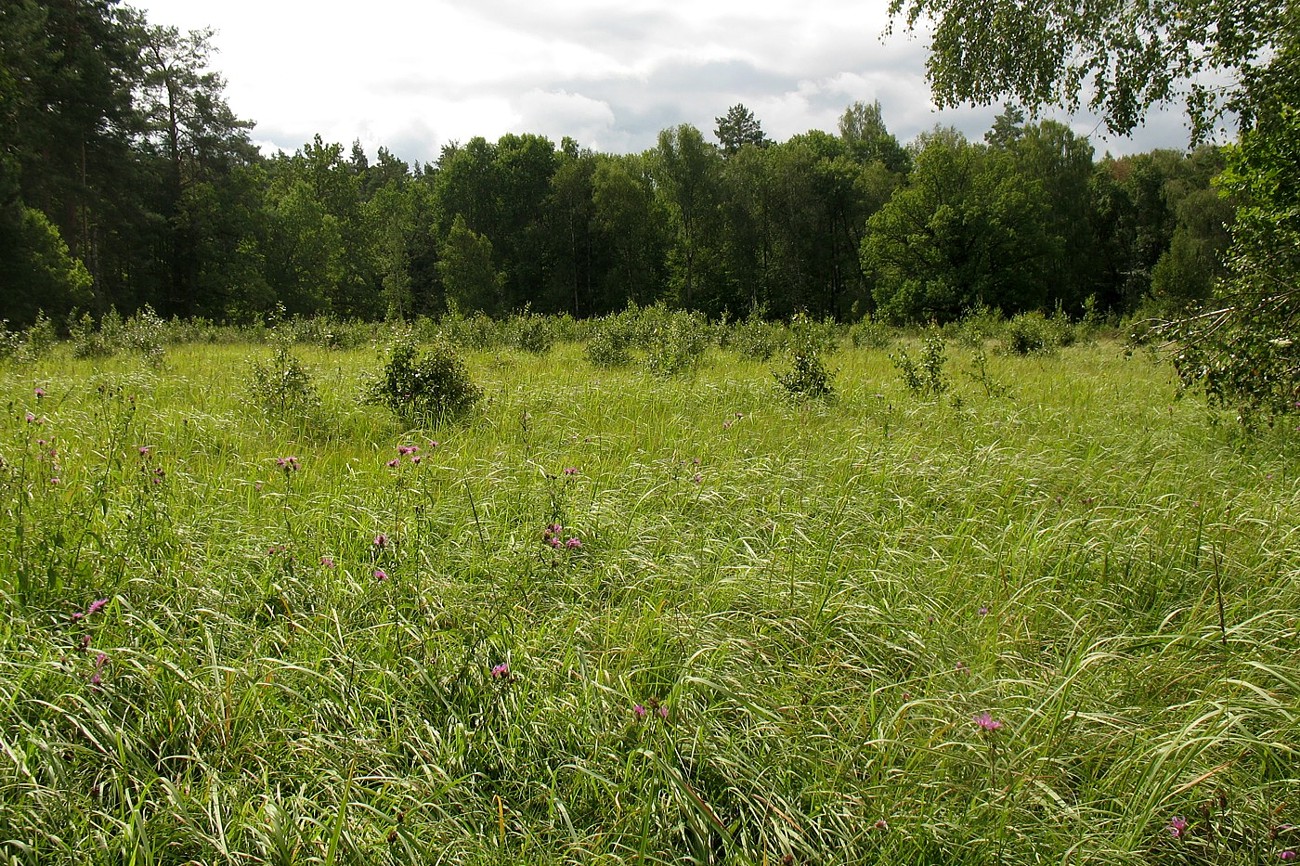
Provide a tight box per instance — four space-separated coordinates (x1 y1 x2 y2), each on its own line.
411 455 421 465
633 704 647 719
397 445 418 455
374 533 389 549
386 458 399 468
1279 852 1296 861
657 705 669 719
374 568 388 581
34 387 45 398
86 598 109 616
276 456 299 472
491 662 510 679
563 467 578 476
974 711 1003 731
25 412 38 423
320 556 336 568
565 537 582 550
138 445 151 457
978 605 989 616
1168 817 1188 839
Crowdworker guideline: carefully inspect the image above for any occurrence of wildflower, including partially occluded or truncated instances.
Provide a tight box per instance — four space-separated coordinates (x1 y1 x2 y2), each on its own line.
657 705 669 719
86 598 109 616
428 440 439 449
1168 817 1188 839
25 412 38 423
34 387 45 398
955 661 970 674
974 711 1003 731
374 568 388 581
374 533 389 549
978 605 989 616
397 444 418 456
49 477 60 485
873 819 889 831
563 467 578 476
549 537 562 549
565 537 582 550
633 704 647 719
491 662 510 679
387 458 399 468
276 456 299 472
78 634 92 651
692 473 702 483
411 455 421 465
320 555 336 568
138 445 151 457
1280 852 1296 861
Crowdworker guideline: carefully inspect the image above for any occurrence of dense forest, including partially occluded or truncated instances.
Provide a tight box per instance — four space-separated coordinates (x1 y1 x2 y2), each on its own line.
1 0 1234 330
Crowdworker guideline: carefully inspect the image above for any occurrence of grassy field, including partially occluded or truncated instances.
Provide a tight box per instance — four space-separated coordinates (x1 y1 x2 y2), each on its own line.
1 333 1298 864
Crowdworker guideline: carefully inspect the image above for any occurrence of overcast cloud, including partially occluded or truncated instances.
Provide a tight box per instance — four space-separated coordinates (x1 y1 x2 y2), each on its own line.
135 0 1198 165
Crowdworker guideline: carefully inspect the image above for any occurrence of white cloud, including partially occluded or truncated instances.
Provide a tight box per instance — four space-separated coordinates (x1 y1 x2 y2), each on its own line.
137 0 1198 163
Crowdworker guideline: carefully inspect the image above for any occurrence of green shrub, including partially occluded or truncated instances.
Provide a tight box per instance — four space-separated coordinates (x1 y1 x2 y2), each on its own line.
507 310 555 354
644 309 710 377
892 333 950 397
849 315 893 349
249 338 322 422
774 314 835 400
367 336 482 424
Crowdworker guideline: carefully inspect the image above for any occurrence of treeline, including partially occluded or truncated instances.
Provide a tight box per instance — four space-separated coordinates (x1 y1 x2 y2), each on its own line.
1 0 1232 330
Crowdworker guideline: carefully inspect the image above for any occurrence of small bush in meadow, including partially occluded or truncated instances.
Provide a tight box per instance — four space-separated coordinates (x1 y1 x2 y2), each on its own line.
729 310 787 360
954 303 1004 348
774 313 835 400
506 309 556 354
367 336 482 424
644 309 710 377
892 332 950 397
586 312 638 368
849 314 892 350
1002 310 1073 355
248 338 322 422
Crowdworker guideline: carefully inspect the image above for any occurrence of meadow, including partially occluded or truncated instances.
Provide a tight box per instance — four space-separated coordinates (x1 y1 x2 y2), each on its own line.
0 317 1297 864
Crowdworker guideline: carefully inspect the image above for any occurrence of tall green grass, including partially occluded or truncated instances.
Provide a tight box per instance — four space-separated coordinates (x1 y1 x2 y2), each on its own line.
0 335 1296 864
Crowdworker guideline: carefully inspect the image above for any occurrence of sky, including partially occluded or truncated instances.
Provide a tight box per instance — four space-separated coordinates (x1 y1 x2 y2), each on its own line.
134 0 1198 166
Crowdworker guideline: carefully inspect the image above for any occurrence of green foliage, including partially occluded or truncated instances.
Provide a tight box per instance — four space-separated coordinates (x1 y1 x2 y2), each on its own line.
848 315 893 350
1001 310 1074 355
774 314 835 400
0 205 93 328
366 336 482 424
887 0 1288 141
248 337 322 422
644 308 711 377
728 311 787 360
863 129 1057 323
505 309 556 354
892 333 951 396
439 214 504 316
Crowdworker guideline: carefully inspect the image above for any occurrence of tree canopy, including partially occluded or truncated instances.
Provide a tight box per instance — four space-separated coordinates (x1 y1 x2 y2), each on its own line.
887 0 1294 141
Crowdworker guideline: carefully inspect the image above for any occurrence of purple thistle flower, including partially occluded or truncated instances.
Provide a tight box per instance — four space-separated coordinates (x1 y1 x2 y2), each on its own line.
397 444 418 456
138 445 151 457
1168 817 1188 839
491 662 510 679
974 711 1003 731
978 605 989 616
549 537 562 549
374 568 388 581
563 466 578 476
374 533 389 549
1279 851 1297 861
86 598 109 616
411 455 421 465
565 537 582 550
79 634 92 651
633 704 647 719
386 458 400 468
320 555 336 568
94 652 108 668
89 671 102 687
657 705 669 719
34 387 45 398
